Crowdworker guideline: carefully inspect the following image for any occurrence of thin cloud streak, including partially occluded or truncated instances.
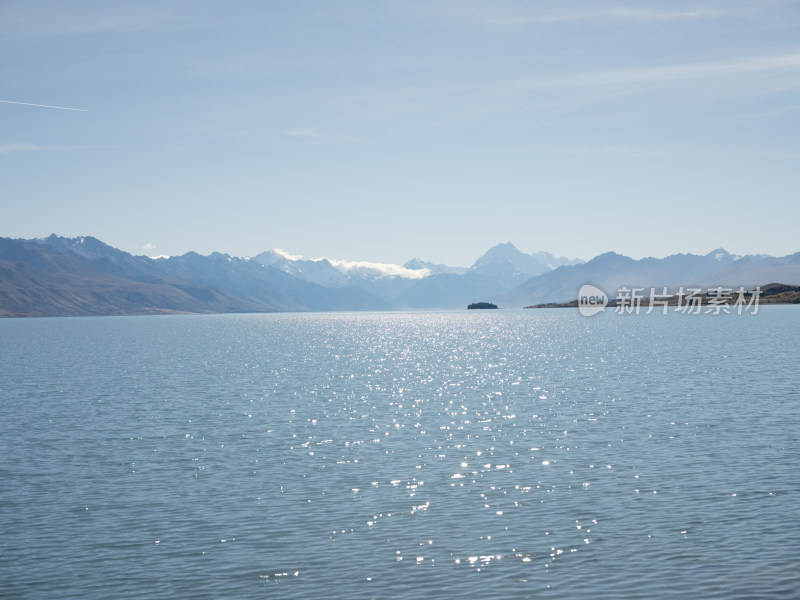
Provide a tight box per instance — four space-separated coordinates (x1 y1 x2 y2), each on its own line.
271 248 304 261
0 143 87 153
271 248 430 279
413 2 739 26
749 103 800 118
274 52 800 134
525 53 800 91
522 144 800 160
286 128 366 145
326 258 430 279
486 7 733 25
0 4 187 39
0 100 87 112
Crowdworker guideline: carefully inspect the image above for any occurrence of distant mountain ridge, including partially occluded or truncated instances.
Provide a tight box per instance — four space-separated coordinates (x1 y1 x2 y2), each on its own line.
393 243 583 308
402 258 467 276
251 241 582 307
1 234 797 317
0 235 389 317
0 236 253 317
499 248 800 306
470 242 582 277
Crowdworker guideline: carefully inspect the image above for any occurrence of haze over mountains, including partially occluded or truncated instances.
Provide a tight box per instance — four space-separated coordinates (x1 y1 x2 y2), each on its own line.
256 241 582 308
501 248 800 306
1 234 798 317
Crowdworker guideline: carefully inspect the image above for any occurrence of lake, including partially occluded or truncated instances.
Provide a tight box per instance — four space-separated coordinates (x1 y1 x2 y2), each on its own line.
1 308 798 599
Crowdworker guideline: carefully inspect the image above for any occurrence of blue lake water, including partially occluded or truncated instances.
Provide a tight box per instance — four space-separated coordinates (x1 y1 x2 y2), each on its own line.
1 308 799 599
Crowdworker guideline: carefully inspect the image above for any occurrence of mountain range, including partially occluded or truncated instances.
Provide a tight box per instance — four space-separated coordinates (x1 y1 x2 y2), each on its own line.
499 248 800 306
1 234 798 317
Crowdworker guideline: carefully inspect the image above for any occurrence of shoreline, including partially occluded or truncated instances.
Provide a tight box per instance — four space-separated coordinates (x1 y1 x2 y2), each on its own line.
526 283 800 309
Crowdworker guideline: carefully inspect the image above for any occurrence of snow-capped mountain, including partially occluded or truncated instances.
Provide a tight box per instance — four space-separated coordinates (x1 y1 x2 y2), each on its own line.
469 242 582 280
5 235 795 317
403 258 468 276
254 249 351 288
252 249 430 302
251 243 583 307
255 249 428 282
391 243 584 308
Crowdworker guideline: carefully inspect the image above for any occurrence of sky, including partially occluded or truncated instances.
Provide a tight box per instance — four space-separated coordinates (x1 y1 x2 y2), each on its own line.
2 0 799 267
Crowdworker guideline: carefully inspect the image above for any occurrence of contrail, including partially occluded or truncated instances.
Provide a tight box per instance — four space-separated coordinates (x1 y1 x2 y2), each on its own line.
0 100 87 112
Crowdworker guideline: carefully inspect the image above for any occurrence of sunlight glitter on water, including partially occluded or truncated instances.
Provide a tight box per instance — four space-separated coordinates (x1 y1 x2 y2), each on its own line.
2 309 800 599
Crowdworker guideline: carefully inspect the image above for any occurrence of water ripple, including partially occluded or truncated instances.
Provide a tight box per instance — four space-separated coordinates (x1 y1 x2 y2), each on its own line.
1 309 798 598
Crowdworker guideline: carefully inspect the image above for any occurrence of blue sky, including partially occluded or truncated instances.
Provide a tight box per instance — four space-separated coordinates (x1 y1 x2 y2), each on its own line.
2 1 799 266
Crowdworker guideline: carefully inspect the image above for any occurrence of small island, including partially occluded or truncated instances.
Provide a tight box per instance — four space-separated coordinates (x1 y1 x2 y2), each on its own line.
468 302 498 309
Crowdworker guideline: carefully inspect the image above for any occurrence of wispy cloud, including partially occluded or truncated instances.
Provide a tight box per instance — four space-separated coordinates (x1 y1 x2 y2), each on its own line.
271 248 430 279
426 53 800 127
271 248 304 261
537 53 800 89
0 99 87 112
485 7 733 25
141 243 156 251
523 143 800 160
526 145 671 158
603 7 733 21
507 53 800 120
286 128 366 145
274 52 800 136
0 143 87 153
326 258 430 279
0 4 185 39
749 103 800 118
411 2 738 26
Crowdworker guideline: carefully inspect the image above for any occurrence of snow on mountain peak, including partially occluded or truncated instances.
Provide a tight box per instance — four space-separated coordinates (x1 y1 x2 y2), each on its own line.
471 242 552 278
327 258 430 279
706 248 732 262
256 248 429 279
272 248 303 261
